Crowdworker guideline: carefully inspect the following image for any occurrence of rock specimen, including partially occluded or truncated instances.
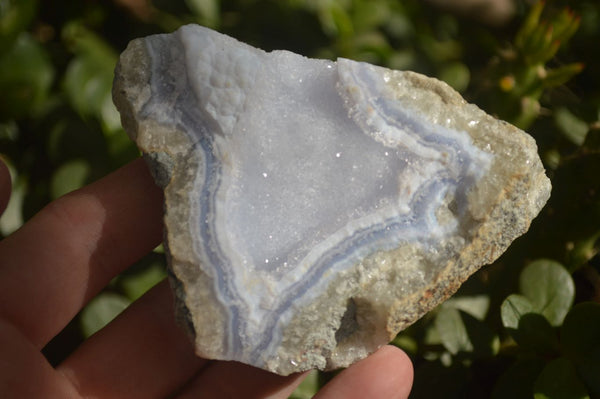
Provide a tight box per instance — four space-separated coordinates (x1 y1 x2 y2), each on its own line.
113 24 551 375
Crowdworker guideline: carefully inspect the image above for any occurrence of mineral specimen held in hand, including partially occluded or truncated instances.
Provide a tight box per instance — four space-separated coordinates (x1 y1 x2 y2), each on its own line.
113 25 551 375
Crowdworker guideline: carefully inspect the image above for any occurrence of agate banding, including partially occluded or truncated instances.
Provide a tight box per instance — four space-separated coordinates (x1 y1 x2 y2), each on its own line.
113 25 551 375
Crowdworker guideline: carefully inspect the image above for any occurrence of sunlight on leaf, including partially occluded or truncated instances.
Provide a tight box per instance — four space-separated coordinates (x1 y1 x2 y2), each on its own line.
80 292 131 338
50 159 90 199
501 294 533 330
289 370 319 399
519 259 575 326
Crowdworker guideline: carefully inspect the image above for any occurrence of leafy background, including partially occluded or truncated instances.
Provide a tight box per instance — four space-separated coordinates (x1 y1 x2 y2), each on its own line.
1 0 599 397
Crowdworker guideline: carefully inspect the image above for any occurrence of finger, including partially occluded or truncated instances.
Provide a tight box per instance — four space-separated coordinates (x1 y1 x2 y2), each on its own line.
0 319 78 397
58 280 206 398
0 158 163 348
315 346 413 399
0 157 11 216
174 360 306 399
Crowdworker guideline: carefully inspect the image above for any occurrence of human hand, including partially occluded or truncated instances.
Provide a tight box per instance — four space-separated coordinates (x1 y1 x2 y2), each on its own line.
0 158 413 398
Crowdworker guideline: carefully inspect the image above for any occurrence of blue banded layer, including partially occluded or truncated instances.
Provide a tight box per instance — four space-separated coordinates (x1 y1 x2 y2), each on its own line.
140 25 493 368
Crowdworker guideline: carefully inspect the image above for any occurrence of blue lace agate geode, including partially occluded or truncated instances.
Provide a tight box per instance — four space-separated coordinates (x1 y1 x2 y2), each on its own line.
113 25 551 375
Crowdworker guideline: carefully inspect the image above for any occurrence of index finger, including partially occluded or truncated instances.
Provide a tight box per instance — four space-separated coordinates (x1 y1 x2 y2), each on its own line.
0 158 163 348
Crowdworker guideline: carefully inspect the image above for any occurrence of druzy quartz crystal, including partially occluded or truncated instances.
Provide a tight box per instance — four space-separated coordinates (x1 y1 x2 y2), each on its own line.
113 25 551 375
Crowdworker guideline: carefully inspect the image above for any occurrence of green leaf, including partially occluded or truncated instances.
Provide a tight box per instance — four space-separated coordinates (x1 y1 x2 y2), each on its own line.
0 32 54 119
46 113 110 167
554 107 589 146
0 0 37 52
63 55 113 118
516 313 560 355
119 262 166 301
519 259 575 326
561 303 600 396
352 1 389 32
50 159 91 199
513 96 541 130
62 22 119 134
501 294 534 330
530 33 559 65
80 292 131 338
552 8 581 44
289 370 320 399
501 294 560 354
515 1 545 51
492 357 546 399
435 306 471 354
438 62 470 93
392 333 418 355
501 259 575 354
533 357 590 399
185 0 220 27
543 63 585 89
443 295 490 321
435 306 498 357
320 3 353 38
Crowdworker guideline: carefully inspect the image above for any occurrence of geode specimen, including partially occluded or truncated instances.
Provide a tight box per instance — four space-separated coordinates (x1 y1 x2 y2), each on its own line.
113 25 551 375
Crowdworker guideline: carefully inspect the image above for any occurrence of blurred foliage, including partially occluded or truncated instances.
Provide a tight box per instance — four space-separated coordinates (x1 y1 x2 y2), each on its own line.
480 1 583 130
1 0 599 397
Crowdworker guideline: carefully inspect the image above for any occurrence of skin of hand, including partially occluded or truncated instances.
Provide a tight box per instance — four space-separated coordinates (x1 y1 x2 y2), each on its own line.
0 158 413 398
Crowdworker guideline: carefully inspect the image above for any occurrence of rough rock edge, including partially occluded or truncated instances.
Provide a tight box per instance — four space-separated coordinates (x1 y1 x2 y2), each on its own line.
269 166 549 375
113 36 551 376
266 68 551 375
113 39 228 358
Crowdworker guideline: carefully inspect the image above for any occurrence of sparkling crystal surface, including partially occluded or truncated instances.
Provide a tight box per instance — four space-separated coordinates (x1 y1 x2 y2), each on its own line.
113 25 551 375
